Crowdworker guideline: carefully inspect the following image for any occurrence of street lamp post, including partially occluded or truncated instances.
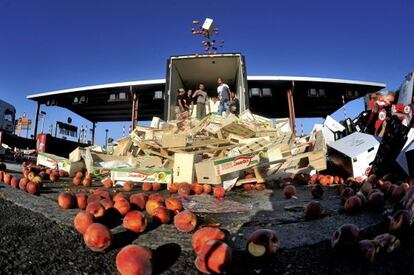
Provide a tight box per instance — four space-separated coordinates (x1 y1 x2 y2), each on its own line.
105 129 109 149
40 111 46 133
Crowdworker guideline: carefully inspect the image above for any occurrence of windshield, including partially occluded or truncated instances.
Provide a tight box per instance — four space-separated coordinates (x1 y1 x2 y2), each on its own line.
4 109 14 122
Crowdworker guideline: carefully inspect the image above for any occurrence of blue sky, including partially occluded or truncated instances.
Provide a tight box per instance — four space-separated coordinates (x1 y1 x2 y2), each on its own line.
0 0 413 145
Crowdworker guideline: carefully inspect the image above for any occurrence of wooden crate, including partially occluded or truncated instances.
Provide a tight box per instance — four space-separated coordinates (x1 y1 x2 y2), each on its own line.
173 152 203 183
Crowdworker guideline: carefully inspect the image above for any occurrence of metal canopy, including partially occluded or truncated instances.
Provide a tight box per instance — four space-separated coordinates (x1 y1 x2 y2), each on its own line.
27 80 166 122
26 76 385 122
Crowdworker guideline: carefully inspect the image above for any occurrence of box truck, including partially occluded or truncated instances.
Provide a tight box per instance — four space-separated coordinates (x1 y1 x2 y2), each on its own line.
164 53 248 120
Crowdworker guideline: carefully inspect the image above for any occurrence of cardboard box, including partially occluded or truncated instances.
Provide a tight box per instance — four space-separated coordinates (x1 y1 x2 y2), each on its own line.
322 115 346 145
327 132 380 178
84 149 128 176
195 150 268 184
37 152 84 175
173 153 202 183
69 147 84 162
396 128 414 175
37 152 65 169
111 167 172 184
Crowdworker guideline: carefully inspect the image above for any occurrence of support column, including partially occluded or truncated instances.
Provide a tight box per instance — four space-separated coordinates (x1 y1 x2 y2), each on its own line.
33 102 41 139
91 122 96 145
287 81 296 137
131 86 138 129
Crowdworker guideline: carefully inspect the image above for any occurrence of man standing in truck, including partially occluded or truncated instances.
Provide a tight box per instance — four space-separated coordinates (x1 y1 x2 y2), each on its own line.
217 77 230 115
229 90 240 115
176 88 188 115
192 83 210 119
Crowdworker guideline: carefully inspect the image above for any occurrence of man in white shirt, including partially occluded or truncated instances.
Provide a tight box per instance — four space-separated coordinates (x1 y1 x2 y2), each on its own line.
217 77 230 115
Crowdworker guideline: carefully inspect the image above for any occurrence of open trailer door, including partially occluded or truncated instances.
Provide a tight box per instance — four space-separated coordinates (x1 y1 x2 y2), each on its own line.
164 53 248 120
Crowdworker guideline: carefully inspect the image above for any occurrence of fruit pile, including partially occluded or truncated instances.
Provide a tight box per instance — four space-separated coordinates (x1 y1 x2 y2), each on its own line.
56 171 288 274
0 162 69 195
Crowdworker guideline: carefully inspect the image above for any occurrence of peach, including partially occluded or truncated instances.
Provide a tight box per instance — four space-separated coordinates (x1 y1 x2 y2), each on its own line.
165 197 183 212
148 193 164 203
203 184 212 194
152 182 161 191
344 196 362 214
360 182 373 196
340 187 355 203
142 182 152 192
113 192 128 202
311 184 324 199
174 210 197 232
94 188 111 200
3 173 11 185
114 199 131 216
283 185 296 199
304 200 322 220
245 173 255 179
191 183 204 195
74 211 94 234
213 186 225 199
195 240 232 274
19 177 29 190
255 183 266 190
10 177 19 188
377 180 392 193
123 181 134 192
100 198 114 210
192 227 226 254
401 182 411 192
26 181 39 195
59 170 69 178
83 223 112 252
85 201 105 218
319 175 334 186
389 210 411 236
130 193 148 210
168 183 178 193
123 210 147 233
72 176 82 186
82 177 92 187
178 182 191 197
145 200 163 216
246 229 279 257
58 192 75 209
49 173 58 182
76 193 88 209
368 191 384 209
102 178 113 189
75 171 84 178
391 185 405 202
87 194 102 204
0 171 3 181
152 206 171 224
31 176 42 187
27 171 36 181
331 223 360 252
116 245 152 275
243 183 254 190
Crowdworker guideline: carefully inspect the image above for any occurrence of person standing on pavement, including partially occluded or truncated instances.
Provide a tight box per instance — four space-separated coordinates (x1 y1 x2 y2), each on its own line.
217 77 230 115
192 83 210 119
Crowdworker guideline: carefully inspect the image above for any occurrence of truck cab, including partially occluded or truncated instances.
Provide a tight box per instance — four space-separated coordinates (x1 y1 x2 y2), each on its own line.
164 53 248 120
0 99 16 134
